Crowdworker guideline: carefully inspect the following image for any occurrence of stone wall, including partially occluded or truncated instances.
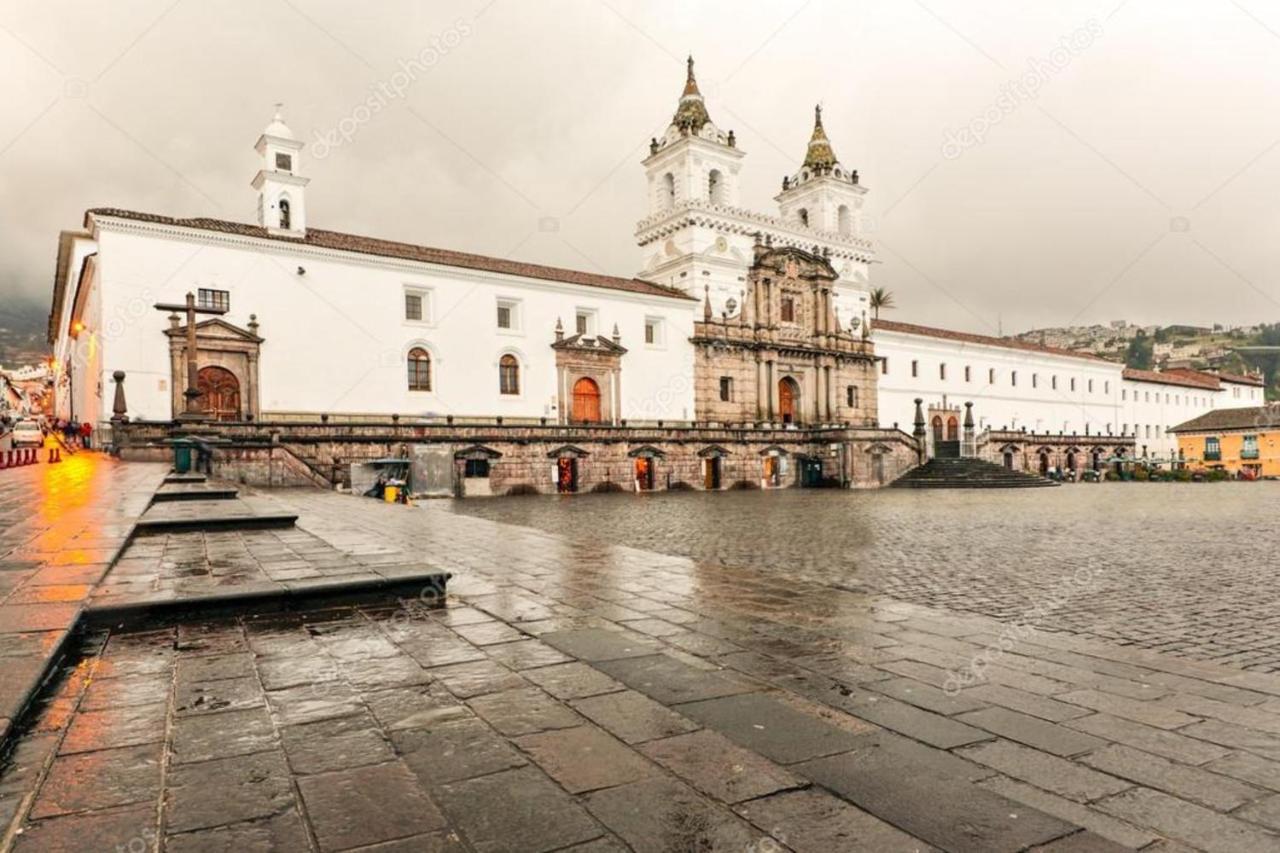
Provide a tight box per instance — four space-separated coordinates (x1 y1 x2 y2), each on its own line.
977 430 1136 474
115 420 919 495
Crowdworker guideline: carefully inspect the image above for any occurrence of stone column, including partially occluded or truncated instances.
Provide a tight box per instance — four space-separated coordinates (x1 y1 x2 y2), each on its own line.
812 367 821 423
755 357 765 421
963 401 976 457
767 360 776 420
246 353 260 421
913 397 927 465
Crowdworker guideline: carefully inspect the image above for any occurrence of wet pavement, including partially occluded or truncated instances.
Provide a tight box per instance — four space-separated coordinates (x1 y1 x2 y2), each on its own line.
4 486 1280 851
0 446 164 744
451 485 1280 672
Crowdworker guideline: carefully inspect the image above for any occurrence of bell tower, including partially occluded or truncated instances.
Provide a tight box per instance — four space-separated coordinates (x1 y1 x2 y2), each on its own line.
251 105 308 238
775 105 867 238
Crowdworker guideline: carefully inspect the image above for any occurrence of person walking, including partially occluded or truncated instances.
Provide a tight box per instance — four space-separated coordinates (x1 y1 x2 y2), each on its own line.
80 420 93 450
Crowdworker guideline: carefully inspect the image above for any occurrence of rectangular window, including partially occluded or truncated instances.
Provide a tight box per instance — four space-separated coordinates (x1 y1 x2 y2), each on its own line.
881 359 888 375
1011 371 1018 387
575 310 596 337
964 366 971 382
1032 374 1038 389
644 316 665 346
275 152 293 172
1105 381 1110 394
846 385 858 408
463 458 490 478
496 299 521 331
1052 376 1058 390
197 288 230 312
1071 378 1077 392
1243 434 1259 459
1205 436 1221 461
939 363 946 381
1088 379 1094 393
1122 389 1126 401
911 360 919 378
988 368 996 384
719 377 732 401
780 296 795 322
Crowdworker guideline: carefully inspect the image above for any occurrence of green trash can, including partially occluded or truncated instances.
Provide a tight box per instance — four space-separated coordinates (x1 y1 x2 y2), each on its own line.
172 438 194 474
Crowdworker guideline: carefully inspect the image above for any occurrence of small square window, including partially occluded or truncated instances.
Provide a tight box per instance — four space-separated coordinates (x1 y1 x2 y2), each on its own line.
719 377 732 401
275 152 292 172
575 310 596 337
405 293 423 321
496 299 521 331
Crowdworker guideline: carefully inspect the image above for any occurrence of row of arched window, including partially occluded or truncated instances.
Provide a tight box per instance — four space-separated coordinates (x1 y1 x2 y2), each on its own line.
407 348 520 395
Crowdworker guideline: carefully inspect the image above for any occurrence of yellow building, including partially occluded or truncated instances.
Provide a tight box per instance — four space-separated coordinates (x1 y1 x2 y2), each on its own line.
1170 405 1280 478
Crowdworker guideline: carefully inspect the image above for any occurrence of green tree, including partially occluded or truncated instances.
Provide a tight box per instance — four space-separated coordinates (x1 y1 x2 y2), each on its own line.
869 288 895 320
1125 331 1154 369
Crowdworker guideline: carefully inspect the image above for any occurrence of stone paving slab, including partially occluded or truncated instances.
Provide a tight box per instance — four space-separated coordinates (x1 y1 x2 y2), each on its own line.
151 481 239 502
11 486 1280 850
135 496 298 533
0 451 165 747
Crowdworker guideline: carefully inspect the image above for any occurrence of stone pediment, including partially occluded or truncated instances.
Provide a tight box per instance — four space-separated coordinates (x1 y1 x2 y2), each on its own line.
551 333 627 355
626 445 665 459
697 445 732 458
455 444 503 460
546 444 590 458
751 245 837 283
166 317 264 343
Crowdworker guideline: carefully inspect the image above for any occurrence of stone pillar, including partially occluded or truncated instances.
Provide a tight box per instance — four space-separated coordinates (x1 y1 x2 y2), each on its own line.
246 353 259 421
962 401 976 457
823 365 833 421
811 367 821 423
913 397 927 465
110 371 128 422
767 360 776 420
755 357 765 421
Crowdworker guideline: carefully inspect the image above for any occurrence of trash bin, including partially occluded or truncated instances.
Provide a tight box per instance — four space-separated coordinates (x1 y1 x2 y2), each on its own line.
384 484 399 503
172 438 194 474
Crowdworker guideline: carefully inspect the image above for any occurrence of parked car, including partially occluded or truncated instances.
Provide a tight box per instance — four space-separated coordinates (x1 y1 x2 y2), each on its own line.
11 420 43 447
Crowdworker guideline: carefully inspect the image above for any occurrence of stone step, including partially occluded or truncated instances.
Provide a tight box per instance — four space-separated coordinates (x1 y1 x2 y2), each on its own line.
135 497 298 534
152 482 240 502
892 457 1058 489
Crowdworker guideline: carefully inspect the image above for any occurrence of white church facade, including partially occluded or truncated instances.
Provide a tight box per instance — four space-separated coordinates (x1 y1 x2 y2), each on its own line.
49 61 1263 468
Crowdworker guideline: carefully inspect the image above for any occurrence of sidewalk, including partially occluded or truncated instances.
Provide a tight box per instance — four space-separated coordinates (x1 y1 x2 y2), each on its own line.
0 446 164 745
5 488 1280 851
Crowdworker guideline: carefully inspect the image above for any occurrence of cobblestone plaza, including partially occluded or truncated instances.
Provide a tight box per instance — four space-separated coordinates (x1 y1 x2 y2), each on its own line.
4 457 1280 851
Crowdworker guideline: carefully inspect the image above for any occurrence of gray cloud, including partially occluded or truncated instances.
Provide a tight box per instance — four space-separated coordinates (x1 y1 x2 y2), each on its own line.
1 0 1277 339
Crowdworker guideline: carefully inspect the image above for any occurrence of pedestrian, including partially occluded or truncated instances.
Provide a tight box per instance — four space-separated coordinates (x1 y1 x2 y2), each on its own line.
80 420 93 450
66 419 79 448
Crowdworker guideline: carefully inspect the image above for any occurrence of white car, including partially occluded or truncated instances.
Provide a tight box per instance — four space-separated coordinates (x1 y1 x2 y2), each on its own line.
11 421 43 447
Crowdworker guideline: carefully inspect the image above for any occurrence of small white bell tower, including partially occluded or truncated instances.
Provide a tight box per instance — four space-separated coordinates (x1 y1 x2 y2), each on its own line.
251 105 309 238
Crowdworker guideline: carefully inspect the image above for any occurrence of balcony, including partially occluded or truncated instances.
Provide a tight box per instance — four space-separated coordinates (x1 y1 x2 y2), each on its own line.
1204 450 1222 461
1241 448 1260 460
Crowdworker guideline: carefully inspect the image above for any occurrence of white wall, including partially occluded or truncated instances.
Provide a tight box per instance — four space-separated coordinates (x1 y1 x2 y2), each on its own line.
874 330 1124 437
84 220 696 423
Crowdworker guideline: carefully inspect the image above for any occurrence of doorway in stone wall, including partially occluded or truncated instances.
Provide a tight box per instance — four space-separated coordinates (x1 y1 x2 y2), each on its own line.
556 457 578 493
778 377 800 424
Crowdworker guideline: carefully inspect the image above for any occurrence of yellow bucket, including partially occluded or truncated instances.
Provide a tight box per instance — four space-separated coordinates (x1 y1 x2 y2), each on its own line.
384 485 399 503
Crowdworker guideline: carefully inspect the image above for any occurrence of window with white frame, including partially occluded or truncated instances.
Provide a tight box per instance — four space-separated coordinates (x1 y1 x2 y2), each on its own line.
575 309 596 337
644 317 665 347
404 287 431 323
496 299 521 331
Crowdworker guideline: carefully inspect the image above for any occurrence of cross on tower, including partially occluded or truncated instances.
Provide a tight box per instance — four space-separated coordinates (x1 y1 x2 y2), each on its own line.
154 292 228 420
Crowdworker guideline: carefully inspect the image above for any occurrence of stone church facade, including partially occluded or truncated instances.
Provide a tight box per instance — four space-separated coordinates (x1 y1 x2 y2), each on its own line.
692 242 878 427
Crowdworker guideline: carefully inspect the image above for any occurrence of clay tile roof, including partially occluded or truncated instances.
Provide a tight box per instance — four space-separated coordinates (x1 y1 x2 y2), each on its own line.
85 208 695 302
1122 367 1220 390
1216 370 1266 387
1169 405 1280 433
872 319 1115 363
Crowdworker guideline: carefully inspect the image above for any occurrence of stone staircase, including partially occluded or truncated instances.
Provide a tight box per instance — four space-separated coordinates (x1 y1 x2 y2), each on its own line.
892 456 1059 489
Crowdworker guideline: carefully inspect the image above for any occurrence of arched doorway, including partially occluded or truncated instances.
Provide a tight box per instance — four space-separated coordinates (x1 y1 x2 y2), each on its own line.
197 366 240 421
1038 450 1050 475
931 416 944 444
1003 450 1014 470
778 377 800 424
1091 450 1102 471
1066 451 1077 472
946 416 959 441
571 378 601 423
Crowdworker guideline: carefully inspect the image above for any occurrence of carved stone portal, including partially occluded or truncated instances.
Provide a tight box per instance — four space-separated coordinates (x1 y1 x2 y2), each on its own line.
165 317 263 421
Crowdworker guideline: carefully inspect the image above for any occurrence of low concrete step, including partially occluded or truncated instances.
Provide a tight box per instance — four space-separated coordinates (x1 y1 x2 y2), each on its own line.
135 497 297 534
153 482 239 502
162 472 207 485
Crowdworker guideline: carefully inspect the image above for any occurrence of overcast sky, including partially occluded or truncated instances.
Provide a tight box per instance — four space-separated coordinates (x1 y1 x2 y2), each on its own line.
2 0 1278 337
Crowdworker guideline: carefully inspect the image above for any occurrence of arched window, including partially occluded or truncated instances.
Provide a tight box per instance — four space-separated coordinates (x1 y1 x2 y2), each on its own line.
407 347 432 391
837 204 852 236
279 198 291 230
797 208 809 227
499 354 519 395
661 173 675 209
708 169 725 204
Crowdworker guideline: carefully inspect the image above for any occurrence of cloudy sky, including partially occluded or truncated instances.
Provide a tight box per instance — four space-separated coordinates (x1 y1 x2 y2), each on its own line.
1 0 1278 338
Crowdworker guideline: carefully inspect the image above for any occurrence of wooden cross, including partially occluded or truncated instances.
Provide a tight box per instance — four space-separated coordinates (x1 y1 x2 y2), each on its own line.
154 292 228 420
